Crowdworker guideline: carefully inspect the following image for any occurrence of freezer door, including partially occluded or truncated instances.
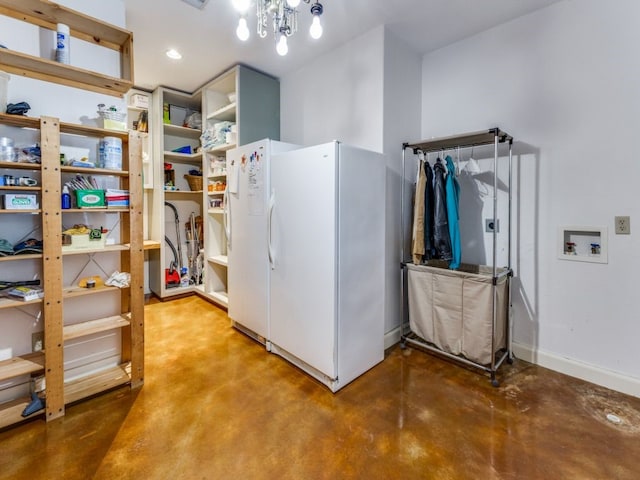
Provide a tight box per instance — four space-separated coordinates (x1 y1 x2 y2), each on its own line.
227 140 271 339
269 142 338 378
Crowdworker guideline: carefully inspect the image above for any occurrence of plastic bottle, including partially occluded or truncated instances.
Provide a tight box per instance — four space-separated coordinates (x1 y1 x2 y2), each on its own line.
61 185 71 209
55 23 70 64
180 267 190 287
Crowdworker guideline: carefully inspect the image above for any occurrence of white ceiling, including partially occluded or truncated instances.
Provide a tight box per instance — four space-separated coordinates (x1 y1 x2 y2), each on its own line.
124 0 561 92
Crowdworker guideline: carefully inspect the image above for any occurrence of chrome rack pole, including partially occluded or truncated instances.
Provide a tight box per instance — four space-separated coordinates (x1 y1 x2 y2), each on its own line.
508 138 514 361
400 145 407 338
490 132 499 380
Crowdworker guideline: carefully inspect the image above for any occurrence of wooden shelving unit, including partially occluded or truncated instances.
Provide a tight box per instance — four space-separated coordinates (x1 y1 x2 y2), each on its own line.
0 4 143 430
0 0 134 96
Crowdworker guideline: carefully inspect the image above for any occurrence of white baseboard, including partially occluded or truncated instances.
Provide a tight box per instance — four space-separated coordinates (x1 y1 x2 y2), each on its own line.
384 326 402 350
513 342 640 399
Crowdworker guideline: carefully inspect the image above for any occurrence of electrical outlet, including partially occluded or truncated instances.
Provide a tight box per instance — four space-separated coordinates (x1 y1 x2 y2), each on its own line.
615 216 631 235
485 218 500 233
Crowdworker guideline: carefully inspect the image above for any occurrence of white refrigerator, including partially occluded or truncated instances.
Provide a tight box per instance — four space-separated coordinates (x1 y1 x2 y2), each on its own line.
226 139 298 343
268 141 386 392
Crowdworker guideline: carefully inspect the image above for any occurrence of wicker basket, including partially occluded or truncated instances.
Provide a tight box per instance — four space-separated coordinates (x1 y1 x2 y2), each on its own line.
184 174 203 191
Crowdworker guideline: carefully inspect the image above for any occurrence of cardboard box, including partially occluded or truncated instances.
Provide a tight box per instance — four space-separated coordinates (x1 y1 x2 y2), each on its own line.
75 189 105 208
2 194 38 209
62 233 106 251
129 93 149 109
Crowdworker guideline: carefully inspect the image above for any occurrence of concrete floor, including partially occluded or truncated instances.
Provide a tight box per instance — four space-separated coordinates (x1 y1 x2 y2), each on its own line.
1 295 639 479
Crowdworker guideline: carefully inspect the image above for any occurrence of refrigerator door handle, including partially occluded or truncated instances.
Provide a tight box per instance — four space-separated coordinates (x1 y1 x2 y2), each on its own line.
223 186 231 248
268 188 275 270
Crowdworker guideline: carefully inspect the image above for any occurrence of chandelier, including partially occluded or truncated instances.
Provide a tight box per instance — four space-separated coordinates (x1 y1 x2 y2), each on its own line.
232 0 325 56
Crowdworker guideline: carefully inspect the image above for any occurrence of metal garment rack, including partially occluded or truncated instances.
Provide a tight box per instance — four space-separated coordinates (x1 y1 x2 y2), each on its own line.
400 128 513 386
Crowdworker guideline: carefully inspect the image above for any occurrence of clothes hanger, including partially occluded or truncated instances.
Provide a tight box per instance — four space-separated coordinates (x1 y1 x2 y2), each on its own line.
464 145 481 174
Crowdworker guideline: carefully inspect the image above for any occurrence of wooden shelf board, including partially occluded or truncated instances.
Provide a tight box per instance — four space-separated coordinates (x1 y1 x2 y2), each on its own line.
206 102 236 122
0 186 41 191
0 0 132 50
60 122 129 139
64 364 131 405
62 284 121 299
0 209 41 214
0 49 132 97
0 295 43 310
208 208 224 215
62 207 129 213
207 191 225 196
62 244 129 256
0 112 41 129
208 255 228 267
163 123 201 138
0 396 42 429
0 113 129 140
0 253 42 263
0 162 41 171
63 313 131 341
208 172 227 179
61 165 128 176
143 240 161 250
0 352 45 382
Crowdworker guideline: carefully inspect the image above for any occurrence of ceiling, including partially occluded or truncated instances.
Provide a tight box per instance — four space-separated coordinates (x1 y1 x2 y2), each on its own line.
124 0 561 93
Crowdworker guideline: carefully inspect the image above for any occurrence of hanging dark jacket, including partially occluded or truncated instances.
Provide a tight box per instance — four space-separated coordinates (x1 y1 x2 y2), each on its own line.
423 161 435 260
433 158 452 261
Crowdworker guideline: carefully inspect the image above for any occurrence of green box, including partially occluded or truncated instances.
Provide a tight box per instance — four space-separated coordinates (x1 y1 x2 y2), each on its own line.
75 189 105 208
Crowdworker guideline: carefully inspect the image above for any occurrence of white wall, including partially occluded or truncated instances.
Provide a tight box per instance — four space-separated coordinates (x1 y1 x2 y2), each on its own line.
382 30 422 341
280 26 385 151
421 0 640 396
281 26 422 344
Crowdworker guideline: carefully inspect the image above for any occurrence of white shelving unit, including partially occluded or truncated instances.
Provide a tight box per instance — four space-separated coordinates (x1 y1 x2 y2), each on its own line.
198 65 281 308
148 87 204 299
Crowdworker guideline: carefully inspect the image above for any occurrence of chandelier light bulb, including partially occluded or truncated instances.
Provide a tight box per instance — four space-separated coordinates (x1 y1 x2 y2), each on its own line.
236 17 250 41
286 0 301 7
166 48 182 60
309 15 323 39
276 34 289 56
232 0 250 13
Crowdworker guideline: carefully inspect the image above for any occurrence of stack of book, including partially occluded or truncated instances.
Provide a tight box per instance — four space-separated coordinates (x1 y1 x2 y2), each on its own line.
7 285 44 301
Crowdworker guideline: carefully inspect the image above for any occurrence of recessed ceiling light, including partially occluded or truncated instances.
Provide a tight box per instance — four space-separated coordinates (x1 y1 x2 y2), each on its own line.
166 49 182 60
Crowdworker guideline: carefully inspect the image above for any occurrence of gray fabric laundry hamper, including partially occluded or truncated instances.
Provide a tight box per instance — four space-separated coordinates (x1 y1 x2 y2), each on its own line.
407 262 508 365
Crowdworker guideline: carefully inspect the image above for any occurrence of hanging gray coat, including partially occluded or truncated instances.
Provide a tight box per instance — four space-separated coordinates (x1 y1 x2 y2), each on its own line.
433 158 452 261
423 161 435 260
